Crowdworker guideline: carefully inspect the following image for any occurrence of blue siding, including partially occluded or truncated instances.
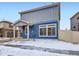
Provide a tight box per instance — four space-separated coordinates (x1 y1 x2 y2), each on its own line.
21 20 58 39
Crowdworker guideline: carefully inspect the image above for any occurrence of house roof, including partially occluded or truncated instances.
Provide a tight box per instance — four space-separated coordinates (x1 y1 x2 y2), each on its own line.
0 20 13 24
70 12 79 20
14 20 29 24
19 3 60 14
14 20 32 26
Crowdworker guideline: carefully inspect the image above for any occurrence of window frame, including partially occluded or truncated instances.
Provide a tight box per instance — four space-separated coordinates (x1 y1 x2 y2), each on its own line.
39 25 47 37
39 24 57 37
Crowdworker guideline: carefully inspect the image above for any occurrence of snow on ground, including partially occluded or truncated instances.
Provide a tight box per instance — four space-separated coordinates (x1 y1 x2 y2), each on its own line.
0 45 68 56
2 39 79 51
0 38 10 40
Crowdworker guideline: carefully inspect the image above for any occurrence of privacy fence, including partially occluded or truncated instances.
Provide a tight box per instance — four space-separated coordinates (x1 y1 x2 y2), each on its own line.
59 30 79 43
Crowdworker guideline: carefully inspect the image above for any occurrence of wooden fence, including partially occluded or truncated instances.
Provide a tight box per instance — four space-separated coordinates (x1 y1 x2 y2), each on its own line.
59 30 79 43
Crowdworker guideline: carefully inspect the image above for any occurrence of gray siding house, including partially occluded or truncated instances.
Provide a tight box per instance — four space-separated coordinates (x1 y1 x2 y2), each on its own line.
14 3 60 40
70 12 79 31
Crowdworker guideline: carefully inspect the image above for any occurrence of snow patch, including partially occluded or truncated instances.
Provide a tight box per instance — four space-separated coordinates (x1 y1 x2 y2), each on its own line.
2 39 79 51
0 46 67 56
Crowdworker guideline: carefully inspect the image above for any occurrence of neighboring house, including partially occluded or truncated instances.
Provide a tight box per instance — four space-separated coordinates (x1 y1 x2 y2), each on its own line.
70 12 79 31
14 3 60 40
0 21 18 38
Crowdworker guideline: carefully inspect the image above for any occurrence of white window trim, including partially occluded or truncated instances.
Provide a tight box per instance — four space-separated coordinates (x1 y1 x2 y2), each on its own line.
47 26 57 37
39 24 57 37
39 25 47 37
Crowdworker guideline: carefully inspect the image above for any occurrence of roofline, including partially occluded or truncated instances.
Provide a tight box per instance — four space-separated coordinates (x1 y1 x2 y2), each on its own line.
0 21 13 24
70 12 79 20
19 2 60 14
14 20 30 26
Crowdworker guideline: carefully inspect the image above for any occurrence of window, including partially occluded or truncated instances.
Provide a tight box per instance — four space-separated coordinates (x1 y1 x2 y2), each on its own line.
48 24 56 36
40 28 46 36
73 26 76 28
39 24 56 37
48 27 56 36
39 25 46 36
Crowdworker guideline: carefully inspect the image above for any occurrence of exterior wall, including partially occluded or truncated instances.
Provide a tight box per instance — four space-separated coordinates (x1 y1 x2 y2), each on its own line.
0 29 14 38
0 22 13 29
21 6 59 24
59 30 79 43
0 22 18 38
71 14 79 31
0 23 4 28
3 23 10 29
22 21 58 39
19 4 60 39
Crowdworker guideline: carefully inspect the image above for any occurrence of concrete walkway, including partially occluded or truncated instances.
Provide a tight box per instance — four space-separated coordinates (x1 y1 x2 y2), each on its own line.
3 44 79 56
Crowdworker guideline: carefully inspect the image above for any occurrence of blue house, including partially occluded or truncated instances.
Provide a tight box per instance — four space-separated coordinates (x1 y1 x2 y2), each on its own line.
14 3 60 40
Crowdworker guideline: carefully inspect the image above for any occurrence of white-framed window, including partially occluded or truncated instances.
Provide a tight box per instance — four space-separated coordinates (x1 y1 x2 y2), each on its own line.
39 24 57 37
39 25 46 37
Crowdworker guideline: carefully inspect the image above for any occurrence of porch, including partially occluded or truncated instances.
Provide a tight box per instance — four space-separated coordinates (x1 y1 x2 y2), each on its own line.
0 28 19 42
14 20 31 41
0 27 18 38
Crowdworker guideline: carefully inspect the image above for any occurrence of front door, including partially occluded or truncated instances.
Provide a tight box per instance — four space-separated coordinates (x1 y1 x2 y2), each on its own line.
20 25 29 39
21 26 27 38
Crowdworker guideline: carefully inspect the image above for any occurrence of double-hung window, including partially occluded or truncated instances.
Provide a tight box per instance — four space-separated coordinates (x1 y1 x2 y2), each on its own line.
39 24 57 37
39 25 46 36
48 24 56 36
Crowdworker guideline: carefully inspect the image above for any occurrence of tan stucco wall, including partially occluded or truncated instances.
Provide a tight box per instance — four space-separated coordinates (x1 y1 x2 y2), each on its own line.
0 22 14 30
0 23 4 28
59 30 79 43
3 23 10 29
0 22 11 29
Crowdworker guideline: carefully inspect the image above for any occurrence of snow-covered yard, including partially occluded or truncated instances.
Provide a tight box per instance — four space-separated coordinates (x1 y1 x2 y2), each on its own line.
0 45 68 56
2 39 79 51
0 39 79 56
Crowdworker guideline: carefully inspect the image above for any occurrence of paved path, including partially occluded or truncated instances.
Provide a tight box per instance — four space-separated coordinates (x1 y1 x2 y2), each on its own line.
3 44 79 56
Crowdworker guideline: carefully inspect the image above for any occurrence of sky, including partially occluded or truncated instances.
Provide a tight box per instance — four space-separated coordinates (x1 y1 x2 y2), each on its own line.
0 2 79 30
61 2 79 30
0 2 52 22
